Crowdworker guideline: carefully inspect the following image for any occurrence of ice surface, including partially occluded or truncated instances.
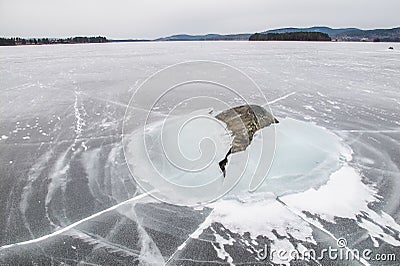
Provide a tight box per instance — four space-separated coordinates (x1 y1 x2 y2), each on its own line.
1 41 399 265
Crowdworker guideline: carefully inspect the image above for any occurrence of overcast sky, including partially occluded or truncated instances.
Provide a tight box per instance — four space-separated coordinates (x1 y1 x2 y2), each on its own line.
0 0 399 39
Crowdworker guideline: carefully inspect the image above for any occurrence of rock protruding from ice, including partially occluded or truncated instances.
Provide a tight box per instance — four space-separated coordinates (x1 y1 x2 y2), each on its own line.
215 105 279 177
215 105 278 154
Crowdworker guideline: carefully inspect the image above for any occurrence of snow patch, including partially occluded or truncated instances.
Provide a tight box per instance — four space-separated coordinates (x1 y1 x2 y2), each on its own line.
282 166 400 247
282 166 377 222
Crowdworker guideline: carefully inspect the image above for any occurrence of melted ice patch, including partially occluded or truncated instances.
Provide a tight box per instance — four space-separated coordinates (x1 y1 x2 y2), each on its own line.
125 115 350 204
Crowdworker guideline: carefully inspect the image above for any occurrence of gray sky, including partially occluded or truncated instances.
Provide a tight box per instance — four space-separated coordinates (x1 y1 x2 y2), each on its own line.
0 0 399 39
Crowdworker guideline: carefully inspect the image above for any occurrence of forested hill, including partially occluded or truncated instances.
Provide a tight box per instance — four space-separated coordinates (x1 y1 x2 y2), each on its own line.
0 36 108 46
249 32 332 41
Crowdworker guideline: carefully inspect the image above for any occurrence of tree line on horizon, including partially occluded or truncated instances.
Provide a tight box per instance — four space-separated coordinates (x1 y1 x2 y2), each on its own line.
0 36 108 46
249 32 332 41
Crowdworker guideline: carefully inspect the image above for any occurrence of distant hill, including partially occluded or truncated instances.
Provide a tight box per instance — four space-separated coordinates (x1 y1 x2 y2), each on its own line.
334 27 400 42
155 33 250 41
249 32 331 42
262 26 359 37
155 26 400 42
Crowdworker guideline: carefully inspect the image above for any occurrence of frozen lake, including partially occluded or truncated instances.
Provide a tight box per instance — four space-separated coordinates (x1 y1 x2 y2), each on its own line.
0 41 399 265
